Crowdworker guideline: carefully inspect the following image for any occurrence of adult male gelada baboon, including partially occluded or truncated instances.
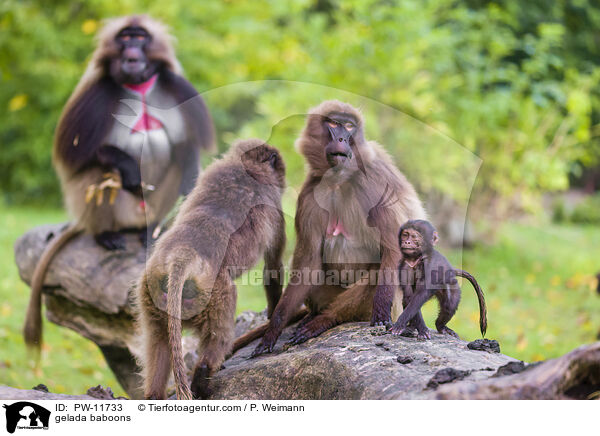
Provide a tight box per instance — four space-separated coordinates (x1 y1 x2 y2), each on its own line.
23 15 214 352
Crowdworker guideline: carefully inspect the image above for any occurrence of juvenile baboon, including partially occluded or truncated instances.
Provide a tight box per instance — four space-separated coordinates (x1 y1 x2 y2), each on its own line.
391 219 487 339
136 139 285 400
250 100 426 357
24 15 214 352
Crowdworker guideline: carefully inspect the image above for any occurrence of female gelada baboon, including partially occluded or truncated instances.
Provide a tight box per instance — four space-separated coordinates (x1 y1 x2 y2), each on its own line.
249 100 426 357
136 139 286 400
24 15 214 352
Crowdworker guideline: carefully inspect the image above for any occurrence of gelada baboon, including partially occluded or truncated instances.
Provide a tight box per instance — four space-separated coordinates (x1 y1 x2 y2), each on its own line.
249 100 426 357
24 15 214 352
136 139 286 400
390 220 487 339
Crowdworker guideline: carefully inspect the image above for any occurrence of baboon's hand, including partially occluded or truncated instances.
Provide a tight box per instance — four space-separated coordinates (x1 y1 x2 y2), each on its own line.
191 364 212 400
286 315 335 346
370 306 391 327
438 326 459 339
370 314 391 327
250 339 273 358
417 330 432 341
95 231 126 251
391 321 407 336
250 330 278 358
370 285 393 326
120 170 142 196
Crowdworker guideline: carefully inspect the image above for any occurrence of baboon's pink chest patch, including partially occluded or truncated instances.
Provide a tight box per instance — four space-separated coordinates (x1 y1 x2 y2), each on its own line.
327 216 350 238
124 74 163 133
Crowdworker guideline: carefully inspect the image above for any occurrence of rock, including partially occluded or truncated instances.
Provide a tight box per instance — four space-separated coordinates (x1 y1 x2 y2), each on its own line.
13 224 600 400
86 385 127 400
211 323 515 400
467 339 500 353
234 310 268 338
436 342 600 399
0 385 102 401
492 361 530 378
31 384 49 393
426 368 471 389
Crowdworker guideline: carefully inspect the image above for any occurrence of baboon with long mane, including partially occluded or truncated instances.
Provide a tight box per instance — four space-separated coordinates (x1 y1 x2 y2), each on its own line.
23 15 214 352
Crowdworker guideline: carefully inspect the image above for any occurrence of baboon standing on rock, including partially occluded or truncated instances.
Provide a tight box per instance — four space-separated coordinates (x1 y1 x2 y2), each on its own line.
250 100 426 357
136 139 286 400
391 219 487 340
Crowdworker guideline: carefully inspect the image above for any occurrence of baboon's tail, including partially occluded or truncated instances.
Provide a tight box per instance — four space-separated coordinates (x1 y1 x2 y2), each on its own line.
23 225 81 353
230 307 310 356
455 269 487 337
167 260 194 401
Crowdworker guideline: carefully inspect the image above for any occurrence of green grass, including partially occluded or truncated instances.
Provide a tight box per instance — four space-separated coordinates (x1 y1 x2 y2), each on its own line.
0 205 126 396
1 203 599 396
443 222 600 362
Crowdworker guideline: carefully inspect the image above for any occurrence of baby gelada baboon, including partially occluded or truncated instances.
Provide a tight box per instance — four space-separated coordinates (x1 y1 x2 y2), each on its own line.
136 139 286 400
391 220 487 339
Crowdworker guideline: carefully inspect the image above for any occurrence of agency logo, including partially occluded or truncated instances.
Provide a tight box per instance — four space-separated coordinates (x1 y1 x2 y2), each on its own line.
2 402 50 434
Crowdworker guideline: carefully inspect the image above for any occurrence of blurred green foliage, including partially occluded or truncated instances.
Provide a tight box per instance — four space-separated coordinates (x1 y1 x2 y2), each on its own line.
571 193 600 223
1 0 600 213
554 192 600 224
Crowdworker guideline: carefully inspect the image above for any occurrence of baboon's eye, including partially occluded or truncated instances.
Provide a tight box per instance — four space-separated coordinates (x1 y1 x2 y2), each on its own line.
327 121 338 128
121 35 131 41
344 123 354 131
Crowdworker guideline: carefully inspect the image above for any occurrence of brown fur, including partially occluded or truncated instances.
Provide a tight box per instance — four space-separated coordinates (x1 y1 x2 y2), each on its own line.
251 100 426 356
53 15 213 233
24 15 214 352
67 15 182 102
22 226 81 351
135 139 286 399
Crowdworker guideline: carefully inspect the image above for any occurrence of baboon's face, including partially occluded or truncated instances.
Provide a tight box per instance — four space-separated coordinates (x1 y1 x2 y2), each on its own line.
399 221 439 259
241 144 286 188
399 228 425 257
110 25 159 84
322 112 358 168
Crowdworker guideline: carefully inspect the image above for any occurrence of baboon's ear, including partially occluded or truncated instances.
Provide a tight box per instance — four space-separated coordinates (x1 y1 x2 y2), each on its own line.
267 152 279 168
257 147 271 162
432 231 439 246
